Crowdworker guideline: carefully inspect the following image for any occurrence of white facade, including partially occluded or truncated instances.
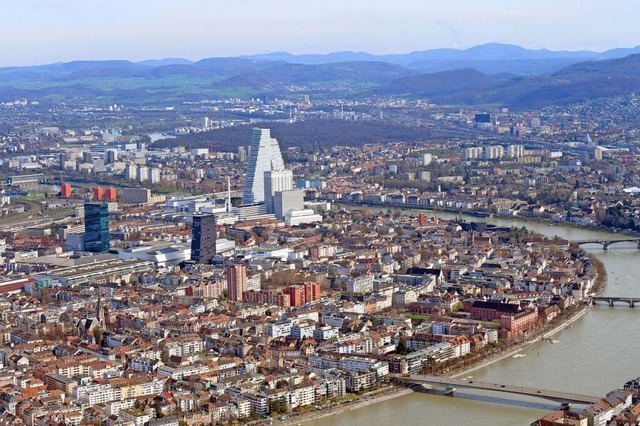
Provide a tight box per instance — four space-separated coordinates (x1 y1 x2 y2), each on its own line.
291 322 315 339
483 145 504 159
243 128 285 204
347 274 374 294
464 147 483 160
264 169 293 214
266 320 292 337
274 189 304 219
284 209 322 226
506 145 525 158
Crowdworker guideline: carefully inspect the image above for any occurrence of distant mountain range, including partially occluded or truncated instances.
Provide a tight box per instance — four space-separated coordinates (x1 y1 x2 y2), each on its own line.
376 54 640 108
2 43 640 108
241 43 640 75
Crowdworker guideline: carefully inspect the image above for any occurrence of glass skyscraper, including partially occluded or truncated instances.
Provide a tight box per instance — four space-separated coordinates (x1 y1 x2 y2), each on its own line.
84 203 109 252
242 128 285 205
191 214 217 263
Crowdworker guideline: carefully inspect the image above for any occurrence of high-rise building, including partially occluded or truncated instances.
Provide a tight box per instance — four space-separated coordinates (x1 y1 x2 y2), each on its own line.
60 183 72 198
191 214 217 263
93 187 105 201
137 166 148 183
242 128 285 205
237 146 248 162
84 203 109 253
264 169 294 214
283 282 321 307
105 188 117 202
274 189 304 219
226 264 247 302
106 149 118 164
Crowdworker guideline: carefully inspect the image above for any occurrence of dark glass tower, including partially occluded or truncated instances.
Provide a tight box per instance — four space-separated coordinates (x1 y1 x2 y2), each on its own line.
191 214 217 263
84 203 109 252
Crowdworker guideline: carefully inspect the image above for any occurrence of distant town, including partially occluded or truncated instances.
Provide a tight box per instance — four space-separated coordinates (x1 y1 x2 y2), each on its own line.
0 68 640 426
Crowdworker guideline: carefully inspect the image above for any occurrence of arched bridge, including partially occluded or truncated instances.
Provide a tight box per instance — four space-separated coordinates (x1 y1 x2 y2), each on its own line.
394 374 600 404
591 297 640 308
571 238 640 250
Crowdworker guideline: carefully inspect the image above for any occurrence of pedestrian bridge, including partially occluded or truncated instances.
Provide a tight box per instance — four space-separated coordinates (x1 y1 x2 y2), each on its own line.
571 238 640 250
591 297 640 307
394 374 600 404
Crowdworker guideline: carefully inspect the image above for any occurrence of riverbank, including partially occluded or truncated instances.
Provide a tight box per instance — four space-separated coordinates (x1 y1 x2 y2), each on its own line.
450 250 601 380
338 202 640 239
282 387 414 426
285 207 608 423
451 303 591 379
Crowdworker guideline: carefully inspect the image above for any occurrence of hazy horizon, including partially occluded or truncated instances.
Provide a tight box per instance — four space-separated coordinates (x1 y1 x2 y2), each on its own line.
2 0 639 67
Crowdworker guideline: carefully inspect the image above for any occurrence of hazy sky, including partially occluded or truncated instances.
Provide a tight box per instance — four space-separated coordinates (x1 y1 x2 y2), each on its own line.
2 0 639 66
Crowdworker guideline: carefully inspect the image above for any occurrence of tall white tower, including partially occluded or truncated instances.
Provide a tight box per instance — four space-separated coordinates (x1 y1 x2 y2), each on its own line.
242 128 285 205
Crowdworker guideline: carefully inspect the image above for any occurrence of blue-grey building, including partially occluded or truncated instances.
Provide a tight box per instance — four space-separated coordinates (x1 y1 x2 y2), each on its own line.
84 203 109 252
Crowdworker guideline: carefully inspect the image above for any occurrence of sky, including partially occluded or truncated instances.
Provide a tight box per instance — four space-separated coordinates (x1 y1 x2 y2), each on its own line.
1 0 639 67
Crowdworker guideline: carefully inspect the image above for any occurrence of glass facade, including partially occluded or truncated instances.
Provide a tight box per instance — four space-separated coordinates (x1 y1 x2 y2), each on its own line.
242 128 285 205
191 214 217 263
84 203 109 252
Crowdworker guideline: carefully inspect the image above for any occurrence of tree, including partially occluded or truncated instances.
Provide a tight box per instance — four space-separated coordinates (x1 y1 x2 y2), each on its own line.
154 401 163 418
396 338 408 355
93 327 104 346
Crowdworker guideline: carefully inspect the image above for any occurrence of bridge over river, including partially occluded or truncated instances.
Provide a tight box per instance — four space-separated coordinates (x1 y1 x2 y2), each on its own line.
395 374 600 404
591 296 640 307
571 237 640 250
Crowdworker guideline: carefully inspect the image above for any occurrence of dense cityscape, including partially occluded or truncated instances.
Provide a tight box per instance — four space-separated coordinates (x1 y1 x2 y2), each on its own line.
2 4 640 421
0 80 638 426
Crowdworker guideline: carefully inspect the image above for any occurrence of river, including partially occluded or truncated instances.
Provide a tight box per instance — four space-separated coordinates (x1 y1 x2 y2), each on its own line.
305 211 640 426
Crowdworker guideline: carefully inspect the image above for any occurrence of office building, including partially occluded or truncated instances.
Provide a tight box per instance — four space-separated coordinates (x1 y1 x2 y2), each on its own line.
190 214 217 264
264 169 294 214
274 189 304 219
121 188 151 204
284 209 323 226
106 149 118 164
84 203 109 253
226 264 247 302
242 128 285 205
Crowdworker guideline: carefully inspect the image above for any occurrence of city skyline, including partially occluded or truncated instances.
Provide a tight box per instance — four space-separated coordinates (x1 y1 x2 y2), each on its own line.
2 0 640 67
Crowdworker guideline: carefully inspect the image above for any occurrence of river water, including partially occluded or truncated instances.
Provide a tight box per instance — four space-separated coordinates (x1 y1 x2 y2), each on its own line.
306 212 640 426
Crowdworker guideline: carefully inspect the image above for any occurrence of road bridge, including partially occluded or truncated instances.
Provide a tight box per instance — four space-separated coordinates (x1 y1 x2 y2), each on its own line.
591 297 640 307
571 238 640 250
395 374 600 404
